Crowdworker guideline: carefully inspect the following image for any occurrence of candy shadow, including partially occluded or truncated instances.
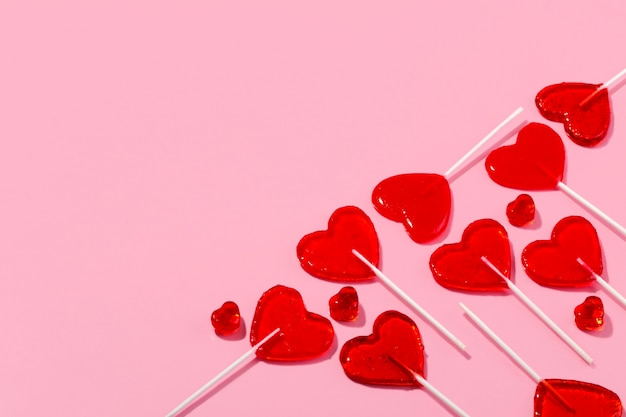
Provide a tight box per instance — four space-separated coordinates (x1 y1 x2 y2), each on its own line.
217 318 247 341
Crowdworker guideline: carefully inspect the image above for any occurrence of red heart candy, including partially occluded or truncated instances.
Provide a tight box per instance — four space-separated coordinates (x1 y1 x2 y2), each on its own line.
536 82 611 147
534 379 622 417
297 206 379 281
329 286 359 322
574 296 604 331
211 301 241 336
521 216 602 288
250 285 334 361
485 122 565 190
372 173 451 243
340 310 424 387
430 219 511 292
506 193 535 227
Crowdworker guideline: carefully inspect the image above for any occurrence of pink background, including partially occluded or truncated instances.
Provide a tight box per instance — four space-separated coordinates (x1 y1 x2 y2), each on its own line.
2 1 626 416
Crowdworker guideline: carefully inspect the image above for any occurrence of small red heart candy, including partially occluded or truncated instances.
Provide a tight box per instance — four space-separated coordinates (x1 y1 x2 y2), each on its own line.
536 82 611 147
521 216 602 288
372 173 452 243
574 296 605 331
340 310 424 387
297 206 379 281
250 285 334 361
430 219 511 292
534 379 622 417
211 301 241 336
329 286 359 322
485 122 565 190
506 193 535 227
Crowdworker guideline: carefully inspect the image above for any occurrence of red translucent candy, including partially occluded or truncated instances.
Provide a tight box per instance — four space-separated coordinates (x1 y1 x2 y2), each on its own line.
506 194 535 227
522 216 602 288
485 122 565 190
536 82 611 147
297 206 379 281
329 286 359 322
430 219 511 291
340 311 424 387
575 296 605 331
211 301 241 336
372 173 452 243
535 379 622 417
250 285 334 361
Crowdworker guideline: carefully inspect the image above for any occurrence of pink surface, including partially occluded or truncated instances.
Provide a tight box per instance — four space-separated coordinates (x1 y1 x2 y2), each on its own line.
2 2 626 416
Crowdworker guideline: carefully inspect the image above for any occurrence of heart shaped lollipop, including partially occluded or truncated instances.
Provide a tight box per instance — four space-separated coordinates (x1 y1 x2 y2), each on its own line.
372 173 452 243
522 216 602 288
535 379 622 417
339 310 424 387
485 122 565 190
536 82 611 147
297 206 379 281
250 285 334 361
430 219 511 291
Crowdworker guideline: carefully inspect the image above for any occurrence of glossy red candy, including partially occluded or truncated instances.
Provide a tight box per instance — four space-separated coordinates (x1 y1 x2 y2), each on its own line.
485 122 565 190
575 296 605 331
522 216 602 288
250 285 334 361
329 286 359 322
430 219 511 291
211 301 241 336
372 173 452 243
534 379 622 417
340 311 424 387
506 194 535 227
536 82 611 147
297 206 379 281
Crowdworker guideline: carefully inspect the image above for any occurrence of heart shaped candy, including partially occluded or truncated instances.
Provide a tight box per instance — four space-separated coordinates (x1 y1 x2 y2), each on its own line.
574 296 604 331
534 379 622 417
211 301 241 336
430 219 511 292
340 310 424 387
536 82 611 147
250 285 334 361
506 194 535 227
485 122 565 190
521 216 602 288
297 206 379 281
329 286 359 322
372 173 452 243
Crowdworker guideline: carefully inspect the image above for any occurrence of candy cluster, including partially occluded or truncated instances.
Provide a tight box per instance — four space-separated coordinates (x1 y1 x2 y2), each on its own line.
202 79 623 415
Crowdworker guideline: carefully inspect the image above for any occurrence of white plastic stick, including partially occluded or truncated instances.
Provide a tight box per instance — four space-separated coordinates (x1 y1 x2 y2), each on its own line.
460 303 574 412
412 373 471 417
557 181 626 240
481 257 593 365
459 302 541 383
580 68 626 106
577 257 626 310
352 249 467 351
443 107 524 179
165 328 281 417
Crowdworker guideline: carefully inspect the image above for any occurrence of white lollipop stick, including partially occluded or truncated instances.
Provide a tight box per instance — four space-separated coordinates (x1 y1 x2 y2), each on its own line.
580 67 626 106
459 302 574 412
352 249 467 351
577 257 626 310
557 182 626 240
165 328 281 417
481 256 593 365
444 107 524 179
388 356 471 417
